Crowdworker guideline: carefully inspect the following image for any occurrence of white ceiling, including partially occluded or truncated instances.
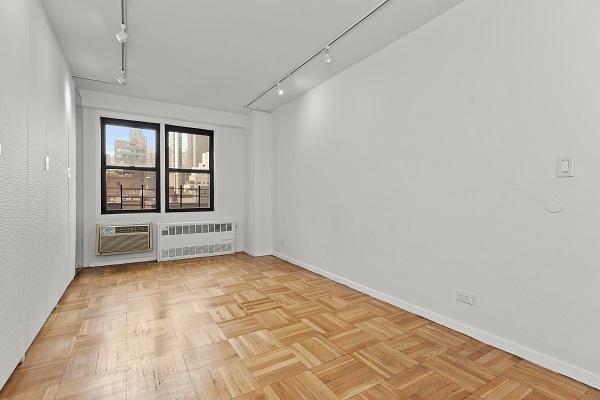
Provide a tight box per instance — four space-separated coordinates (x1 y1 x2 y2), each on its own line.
42 0 463 113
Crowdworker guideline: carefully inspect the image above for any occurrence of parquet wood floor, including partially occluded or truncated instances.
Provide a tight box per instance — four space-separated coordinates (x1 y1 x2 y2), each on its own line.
0 254 597 399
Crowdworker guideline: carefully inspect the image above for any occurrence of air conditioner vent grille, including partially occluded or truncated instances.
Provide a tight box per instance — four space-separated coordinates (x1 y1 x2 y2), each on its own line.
115 225 149 234
97 224 152 255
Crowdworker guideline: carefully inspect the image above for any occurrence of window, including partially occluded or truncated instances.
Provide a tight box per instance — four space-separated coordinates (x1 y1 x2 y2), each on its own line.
101 118 160 214
165 125 214 212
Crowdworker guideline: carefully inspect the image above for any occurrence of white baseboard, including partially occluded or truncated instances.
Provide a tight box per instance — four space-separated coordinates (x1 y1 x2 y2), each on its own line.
88 250 246 268
272 251 600 389
87 256 157 268
244 249 272 257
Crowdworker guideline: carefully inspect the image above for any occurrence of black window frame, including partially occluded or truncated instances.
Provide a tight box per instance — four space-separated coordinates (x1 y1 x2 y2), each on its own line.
165 124 215 213
101 117 161 214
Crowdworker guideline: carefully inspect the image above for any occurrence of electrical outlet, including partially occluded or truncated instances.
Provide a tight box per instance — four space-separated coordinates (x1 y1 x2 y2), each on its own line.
280 240 286 246
456 290 475 305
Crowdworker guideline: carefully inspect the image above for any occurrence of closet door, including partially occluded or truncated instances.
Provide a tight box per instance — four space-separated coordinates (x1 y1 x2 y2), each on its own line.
45 56 71 312
0 0 30 385
67 88 77 289
26 0 49 341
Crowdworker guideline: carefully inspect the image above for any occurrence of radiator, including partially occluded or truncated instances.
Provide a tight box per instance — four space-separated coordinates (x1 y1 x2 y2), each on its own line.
96 223 152 255
157 221 235 261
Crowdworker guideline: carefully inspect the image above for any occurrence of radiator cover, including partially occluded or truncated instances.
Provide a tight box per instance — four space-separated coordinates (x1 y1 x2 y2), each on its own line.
157 221 235 261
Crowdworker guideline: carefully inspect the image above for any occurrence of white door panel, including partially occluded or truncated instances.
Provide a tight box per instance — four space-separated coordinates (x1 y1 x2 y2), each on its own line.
0 0 30 386
45 60 70 311
26 1 49 341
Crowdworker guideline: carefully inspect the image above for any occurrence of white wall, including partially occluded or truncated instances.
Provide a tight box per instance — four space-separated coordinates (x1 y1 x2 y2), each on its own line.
79 91 247 267
244 111 274 256
272 0 600 388
0 0 76 388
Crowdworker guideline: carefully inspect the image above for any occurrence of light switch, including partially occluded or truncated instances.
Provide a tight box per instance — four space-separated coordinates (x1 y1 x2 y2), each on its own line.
67 167 72 179
557 156 574 178
45 156 50 171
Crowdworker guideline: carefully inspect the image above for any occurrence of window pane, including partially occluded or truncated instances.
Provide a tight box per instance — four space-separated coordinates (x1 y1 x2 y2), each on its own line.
105 124 157 167
168 131 210 170
105 169 157 211
168 172 210 209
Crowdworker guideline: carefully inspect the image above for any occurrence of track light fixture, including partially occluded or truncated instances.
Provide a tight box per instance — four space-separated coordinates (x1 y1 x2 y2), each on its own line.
116 23 128 43
116 70 126 85
276 82 284 96
323 45 333 63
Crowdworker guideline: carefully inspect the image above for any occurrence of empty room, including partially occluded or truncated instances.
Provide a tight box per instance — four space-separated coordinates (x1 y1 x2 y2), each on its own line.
1 0 599 399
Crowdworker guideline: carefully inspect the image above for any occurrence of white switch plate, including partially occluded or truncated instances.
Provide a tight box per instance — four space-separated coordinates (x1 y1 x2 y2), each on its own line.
557 155 574 178
45 156 50 171
456 290 475 305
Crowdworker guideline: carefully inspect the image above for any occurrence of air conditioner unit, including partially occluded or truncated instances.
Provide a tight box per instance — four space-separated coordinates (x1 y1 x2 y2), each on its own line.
96 223 152 255
157 221 235 261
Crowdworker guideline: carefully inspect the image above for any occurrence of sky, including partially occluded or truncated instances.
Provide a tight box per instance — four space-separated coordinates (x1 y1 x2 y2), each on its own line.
105 125 156 155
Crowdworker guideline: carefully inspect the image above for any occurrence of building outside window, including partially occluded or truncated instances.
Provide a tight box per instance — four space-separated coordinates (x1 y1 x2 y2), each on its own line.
165 125 214 212
101 118 160 213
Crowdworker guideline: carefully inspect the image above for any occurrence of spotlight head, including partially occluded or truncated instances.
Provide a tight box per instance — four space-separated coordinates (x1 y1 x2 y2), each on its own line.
323 46 332 63
276 83 284 96
116 24 128 43
116 70 126 85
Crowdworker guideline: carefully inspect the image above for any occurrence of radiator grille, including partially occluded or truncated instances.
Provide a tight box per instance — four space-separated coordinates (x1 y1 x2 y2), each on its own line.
161 223 232 236
160 243 234 260
157 221 235 261
96 224 152 255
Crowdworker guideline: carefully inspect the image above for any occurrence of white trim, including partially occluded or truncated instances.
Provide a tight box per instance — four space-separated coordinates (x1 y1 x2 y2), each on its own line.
87 255 156 268
272 251 600 389
244 249 272 257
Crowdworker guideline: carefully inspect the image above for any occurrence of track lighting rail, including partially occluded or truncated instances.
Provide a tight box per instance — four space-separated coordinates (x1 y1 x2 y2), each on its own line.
72 0 127 85
243 0 394 112
71 75 120 85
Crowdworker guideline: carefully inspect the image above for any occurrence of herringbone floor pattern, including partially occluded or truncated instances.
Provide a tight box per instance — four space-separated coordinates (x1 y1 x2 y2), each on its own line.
0 254 597 399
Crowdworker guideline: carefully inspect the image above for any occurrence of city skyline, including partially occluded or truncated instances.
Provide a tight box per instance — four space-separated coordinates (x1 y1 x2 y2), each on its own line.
105 125 156 154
